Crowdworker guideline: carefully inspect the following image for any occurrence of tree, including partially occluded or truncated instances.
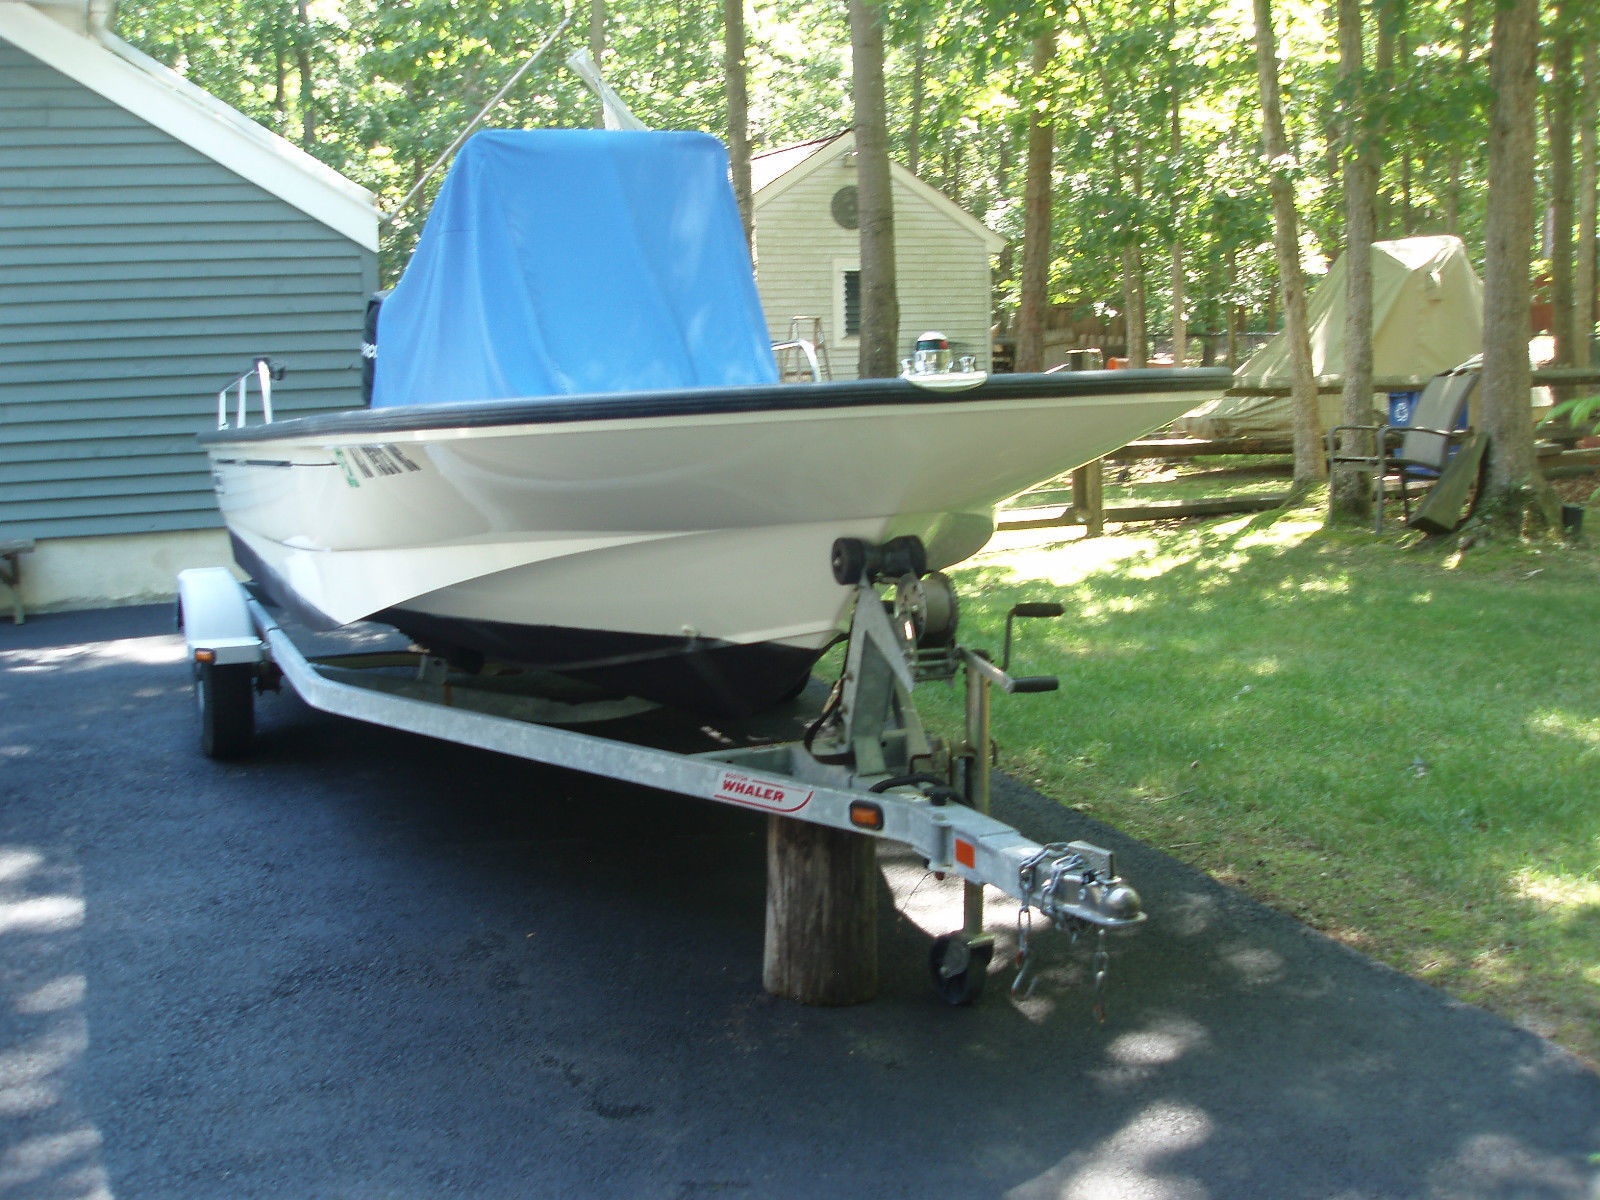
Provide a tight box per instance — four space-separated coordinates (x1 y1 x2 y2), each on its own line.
1578 40 1599 368
117 0 1578 398
1544 4 1576 365
906 16 926 176
724 0 753 248
850 0 901 378
589 0 606 66
1330 0 1380 521
1252 0 1323 486
1166 0 1186 366
1014 28 1056 374
1477 0 1556 531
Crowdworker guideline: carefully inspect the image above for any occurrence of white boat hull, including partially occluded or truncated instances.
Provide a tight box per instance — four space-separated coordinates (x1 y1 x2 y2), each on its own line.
205 372 1225 711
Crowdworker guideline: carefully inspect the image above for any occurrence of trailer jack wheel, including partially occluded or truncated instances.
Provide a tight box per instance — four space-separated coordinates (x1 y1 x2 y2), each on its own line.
196 661 254 760
929 933 994 1005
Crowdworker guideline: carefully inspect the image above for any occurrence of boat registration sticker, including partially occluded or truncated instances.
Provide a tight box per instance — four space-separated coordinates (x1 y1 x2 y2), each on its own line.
713 770 813 813
332 445 424 488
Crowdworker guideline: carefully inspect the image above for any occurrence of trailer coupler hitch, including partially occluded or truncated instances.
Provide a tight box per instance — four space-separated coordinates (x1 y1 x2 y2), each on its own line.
1011 841 1141 1019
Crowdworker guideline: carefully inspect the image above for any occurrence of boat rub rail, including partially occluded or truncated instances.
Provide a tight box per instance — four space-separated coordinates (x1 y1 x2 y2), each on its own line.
197 368 1232 444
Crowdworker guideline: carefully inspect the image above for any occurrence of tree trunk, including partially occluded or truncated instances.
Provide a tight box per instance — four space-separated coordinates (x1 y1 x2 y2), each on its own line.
1446 155 1461 235
589 0 606 64
1167 0 1185 367
850 0 901 378
1320 118 1342 247
1014 28 1056 375
587 0 609 129
1577 41 1598 368
934 135 960 206
995 125 1016 326
273 48 286 123
1332 0 1378 520
1399 152 1413 234
723 0 754 250
1446 0 1477 237
1546 28 1575 364
908 23 925 177
1122 244 1148 367
1480 0 1557 530
294 0 314 146
1372 5 1395 238
762 818 878 1005
1169 244 1185 365
1253 0 1323 484
1395 24 1413 232
1226 247 1240 367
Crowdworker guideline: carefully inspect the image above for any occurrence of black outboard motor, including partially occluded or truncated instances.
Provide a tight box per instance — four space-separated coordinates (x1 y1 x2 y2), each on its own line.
360 289 390 406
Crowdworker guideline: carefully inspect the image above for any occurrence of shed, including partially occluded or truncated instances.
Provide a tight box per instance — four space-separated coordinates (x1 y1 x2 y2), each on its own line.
752 131 1004 380
0 0 378 614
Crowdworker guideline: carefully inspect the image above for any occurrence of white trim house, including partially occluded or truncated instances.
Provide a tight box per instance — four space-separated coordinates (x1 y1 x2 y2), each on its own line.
752 131 1005 380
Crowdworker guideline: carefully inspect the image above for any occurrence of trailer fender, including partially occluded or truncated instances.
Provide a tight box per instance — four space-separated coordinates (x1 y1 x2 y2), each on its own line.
176 568 264 666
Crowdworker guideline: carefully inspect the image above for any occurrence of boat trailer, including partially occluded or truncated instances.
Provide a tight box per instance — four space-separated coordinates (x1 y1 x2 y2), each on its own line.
176 538 1144 1009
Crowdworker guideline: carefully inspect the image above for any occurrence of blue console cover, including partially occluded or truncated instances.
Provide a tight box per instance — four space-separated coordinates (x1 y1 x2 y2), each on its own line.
372 130 778 407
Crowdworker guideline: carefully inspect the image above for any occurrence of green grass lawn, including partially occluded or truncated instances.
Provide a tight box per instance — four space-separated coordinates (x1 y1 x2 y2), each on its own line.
920 500 1600 1066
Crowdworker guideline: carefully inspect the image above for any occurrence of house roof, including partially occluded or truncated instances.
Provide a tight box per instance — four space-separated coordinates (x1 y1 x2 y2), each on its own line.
0 1 378 251
751 130 1005 254
750 132 849 192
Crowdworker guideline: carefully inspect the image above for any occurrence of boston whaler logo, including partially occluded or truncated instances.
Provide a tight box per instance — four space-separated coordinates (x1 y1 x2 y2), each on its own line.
714 770 813 813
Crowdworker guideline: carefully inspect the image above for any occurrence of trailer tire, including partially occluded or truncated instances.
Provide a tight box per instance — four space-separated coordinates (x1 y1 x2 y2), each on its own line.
929 933 993 1006
196 661 254 760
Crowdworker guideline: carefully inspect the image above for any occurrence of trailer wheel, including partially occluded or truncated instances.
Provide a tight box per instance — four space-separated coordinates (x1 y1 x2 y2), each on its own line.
196 661 254 760
929 933 994 1006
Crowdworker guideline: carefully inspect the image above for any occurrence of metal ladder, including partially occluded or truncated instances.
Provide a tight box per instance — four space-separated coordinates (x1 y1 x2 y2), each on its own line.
775 315 832 383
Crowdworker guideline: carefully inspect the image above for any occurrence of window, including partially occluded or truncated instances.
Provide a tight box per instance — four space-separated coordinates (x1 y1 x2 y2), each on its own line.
831 258 861 346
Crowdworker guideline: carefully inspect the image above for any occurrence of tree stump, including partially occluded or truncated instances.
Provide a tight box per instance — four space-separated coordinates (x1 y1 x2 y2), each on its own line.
762 816 878 1005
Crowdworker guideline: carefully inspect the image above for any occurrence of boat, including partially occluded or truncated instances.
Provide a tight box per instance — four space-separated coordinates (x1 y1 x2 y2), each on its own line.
202 129 1227 715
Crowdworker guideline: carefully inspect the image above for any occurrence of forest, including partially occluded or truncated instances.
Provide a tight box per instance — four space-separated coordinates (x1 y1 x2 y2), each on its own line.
113 0 1597 359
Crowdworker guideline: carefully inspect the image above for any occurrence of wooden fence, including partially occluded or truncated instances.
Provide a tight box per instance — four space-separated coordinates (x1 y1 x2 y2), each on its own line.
998 366 1600 535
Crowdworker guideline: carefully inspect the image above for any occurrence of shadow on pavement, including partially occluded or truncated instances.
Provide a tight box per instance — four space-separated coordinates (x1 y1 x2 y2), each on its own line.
1 606 1596 1199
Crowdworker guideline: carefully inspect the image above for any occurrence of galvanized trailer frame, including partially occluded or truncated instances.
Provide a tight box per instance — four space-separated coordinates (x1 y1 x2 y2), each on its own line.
176 557 1143 1006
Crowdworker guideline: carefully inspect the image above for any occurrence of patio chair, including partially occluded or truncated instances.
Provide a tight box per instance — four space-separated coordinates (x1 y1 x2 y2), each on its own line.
1326 360 1480 532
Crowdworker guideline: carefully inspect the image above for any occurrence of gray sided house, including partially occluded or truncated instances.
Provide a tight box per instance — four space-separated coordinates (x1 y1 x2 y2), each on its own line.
0 0 378 613
752 131 1005 381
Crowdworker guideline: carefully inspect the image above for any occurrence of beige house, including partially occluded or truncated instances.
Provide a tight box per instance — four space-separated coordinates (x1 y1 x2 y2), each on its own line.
752 131 1005 380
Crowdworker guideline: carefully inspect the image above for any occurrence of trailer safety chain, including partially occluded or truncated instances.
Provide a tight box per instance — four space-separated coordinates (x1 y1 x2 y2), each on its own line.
1011 906 1036 999
1092 928 1111 1024
1018 842 1069 899
1013 842 1121 1019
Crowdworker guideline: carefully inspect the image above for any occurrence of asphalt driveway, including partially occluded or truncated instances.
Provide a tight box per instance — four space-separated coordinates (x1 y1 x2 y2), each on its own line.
2 605 1596 1199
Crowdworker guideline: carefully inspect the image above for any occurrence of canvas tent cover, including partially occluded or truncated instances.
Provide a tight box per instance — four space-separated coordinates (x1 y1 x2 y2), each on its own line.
1180 235 1483 439
372 130 778 407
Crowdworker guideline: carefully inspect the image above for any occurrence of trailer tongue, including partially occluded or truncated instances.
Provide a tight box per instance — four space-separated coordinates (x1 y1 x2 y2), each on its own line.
177 536 1143 1009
